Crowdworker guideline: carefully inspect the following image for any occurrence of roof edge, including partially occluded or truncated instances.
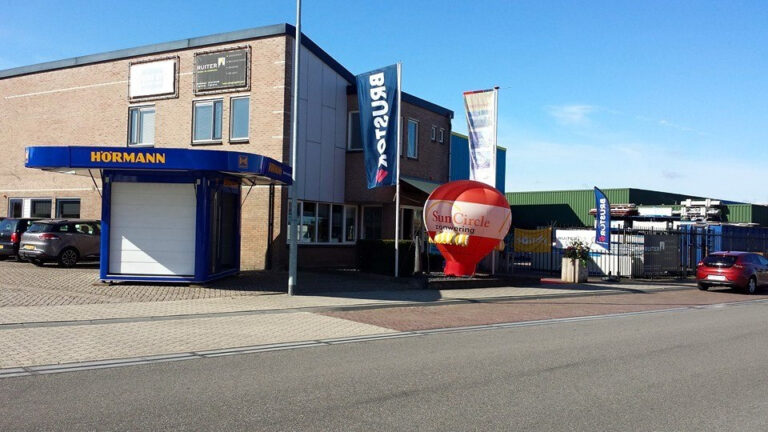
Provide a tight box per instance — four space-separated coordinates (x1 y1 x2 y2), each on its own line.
0 23 354 84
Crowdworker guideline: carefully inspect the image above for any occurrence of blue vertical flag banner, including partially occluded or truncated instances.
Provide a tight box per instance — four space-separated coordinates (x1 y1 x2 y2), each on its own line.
356 65 399 189
464 88 498 187
594 187 611 250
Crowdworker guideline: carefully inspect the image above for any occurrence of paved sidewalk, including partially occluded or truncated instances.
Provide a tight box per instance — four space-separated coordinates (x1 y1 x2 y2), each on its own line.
0 266 695 371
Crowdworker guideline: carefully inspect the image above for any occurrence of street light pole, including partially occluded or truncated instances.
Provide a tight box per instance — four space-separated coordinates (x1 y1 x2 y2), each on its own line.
288 0 301 295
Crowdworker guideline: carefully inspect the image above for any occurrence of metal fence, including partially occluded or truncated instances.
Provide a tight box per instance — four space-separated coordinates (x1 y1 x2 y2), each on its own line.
506 226 768 279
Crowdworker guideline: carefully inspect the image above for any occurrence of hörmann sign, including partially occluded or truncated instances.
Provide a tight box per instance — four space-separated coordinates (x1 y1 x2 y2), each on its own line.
90 151 166 164
194 48 249 93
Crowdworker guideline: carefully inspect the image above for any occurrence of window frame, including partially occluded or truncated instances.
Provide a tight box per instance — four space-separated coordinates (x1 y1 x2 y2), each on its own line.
229 95 250 143
8 198 23 218
293 201 358 245
406 118 419 159
347 110 363 151
127 105 156 147
438 128 445 144
55 198 81 219
431 125 437 141
30 198 52 218
192 98 224 144
361 205 384 240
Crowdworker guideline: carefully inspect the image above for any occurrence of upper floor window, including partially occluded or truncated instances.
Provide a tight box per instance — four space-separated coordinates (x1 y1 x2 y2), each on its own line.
407 119 419 159
347 111 362 150
431 125 437 141
128 106 155 147
230 96 250 142
193 99 223 143
438 128 445 144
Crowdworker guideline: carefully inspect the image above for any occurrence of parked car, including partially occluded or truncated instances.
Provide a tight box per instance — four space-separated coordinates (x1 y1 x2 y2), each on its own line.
696 251 768 294
18 220 101 267
0 218 39 260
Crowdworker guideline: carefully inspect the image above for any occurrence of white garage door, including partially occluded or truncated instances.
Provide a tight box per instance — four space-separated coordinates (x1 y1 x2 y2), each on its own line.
109 182 197 276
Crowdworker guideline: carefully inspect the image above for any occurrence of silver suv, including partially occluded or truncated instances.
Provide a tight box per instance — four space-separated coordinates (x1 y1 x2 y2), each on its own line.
19 220 101 267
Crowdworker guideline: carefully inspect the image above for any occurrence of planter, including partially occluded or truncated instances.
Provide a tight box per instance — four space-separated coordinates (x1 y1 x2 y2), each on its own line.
561 257 588 283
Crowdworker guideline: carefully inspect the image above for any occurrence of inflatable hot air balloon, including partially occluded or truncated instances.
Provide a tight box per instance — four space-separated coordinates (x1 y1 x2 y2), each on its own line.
424 180 511 276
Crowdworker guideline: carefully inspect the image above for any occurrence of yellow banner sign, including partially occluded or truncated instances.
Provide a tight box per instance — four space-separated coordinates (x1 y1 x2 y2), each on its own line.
514 228 551 253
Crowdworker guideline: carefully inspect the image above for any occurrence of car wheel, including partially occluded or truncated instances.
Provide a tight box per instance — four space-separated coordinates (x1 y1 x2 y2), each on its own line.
31 259 45 267
698 282 709 291
57 248 79 268
746 277 757 295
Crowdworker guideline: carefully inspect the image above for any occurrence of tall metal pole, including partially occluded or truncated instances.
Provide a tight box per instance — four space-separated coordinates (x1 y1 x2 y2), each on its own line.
288 0 301 295
394 63 402 277
490 86 499 275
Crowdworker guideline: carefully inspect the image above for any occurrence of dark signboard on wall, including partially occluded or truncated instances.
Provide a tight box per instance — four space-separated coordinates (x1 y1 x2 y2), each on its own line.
194 48 249 93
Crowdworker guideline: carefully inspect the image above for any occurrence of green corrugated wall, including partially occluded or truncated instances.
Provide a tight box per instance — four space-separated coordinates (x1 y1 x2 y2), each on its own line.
504 188 768 228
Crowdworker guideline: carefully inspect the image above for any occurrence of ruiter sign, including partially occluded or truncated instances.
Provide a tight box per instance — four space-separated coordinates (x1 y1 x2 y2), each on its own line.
195 48 249 93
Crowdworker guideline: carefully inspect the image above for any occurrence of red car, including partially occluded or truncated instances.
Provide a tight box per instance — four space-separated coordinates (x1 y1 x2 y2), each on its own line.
696 251 768 294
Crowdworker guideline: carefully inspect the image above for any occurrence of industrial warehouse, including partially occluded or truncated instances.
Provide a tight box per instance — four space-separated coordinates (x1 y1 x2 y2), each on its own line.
506 187 768 279
0 23 454 273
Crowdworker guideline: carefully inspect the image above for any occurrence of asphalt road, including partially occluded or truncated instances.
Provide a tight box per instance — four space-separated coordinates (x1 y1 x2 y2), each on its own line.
2 300 768 431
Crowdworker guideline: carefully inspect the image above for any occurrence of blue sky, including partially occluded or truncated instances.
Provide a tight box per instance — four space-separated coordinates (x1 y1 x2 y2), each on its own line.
2 1 767 203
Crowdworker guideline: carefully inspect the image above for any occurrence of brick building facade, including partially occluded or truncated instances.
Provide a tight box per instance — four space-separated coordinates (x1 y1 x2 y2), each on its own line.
0 24 452 271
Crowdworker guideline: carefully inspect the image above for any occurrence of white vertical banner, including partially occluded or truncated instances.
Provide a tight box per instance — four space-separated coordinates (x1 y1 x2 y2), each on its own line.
464 88 498 187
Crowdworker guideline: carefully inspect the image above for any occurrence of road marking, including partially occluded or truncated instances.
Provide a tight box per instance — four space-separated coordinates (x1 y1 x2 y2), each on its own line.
1 298 766 379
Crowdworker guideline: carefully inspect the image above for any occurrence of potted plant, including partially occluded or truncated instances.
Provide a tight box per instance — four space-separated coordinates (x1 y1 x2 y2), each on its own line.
561 239 590 283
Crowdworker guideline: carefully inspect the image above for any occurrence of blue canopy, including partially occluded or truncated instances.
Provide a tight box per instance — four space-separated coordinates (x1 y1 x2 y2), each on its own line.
25 146 292 186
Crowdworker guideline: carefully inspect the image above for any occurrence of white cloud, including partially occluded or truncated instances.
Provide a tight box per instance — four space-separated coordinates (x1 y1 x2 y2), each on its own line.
545 104 597 126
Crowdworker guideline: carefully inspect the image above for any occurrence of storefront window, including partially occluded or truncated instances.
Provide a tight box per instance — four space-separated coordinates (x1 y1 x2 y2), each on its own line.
317 203 330 243
331 205 343 243
301 202 316 242
345 206 357 242
363 207 383 240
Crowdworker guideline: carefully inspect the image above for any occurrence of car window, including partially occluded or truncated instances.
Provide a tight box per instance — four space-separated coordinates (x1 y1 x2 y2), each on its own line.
54 224 71 233
759 256 768 266
703 255 737 267
0 219 16 232
27 223 55 233
75 223 94 235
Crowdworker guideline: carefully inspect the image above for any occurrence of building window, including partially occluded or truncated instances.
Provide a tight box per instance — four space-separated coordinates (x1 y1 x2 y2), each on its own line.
401 207 424 239
30 199 52 218
294 201 357 244
438 128 445 144
345 206 357 242
431 125 437 141
347 111 362 150
407 119 418 159
193 99 223 143
230 96 249 141
128 106 155 146
300 202 317 243
56 199 81 218
331 205 343 243
363 206 383 240
8 199 22 218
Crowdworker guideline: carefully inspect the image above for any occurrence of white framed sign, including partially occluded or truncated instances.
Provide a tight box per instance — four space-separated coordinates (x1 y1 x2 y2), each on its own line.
129 58 178 100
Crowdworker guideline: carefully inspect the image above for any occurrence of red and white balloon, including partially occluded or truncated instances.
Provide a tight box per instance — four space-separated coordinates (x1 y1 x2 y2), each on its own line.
424 180 511 276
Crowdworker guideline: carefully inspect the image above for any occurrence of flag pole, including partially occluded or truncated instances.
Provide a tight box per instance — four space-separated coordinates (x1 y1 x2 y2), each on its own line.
287 0 301 295
490 86 499 275
394 62 402 277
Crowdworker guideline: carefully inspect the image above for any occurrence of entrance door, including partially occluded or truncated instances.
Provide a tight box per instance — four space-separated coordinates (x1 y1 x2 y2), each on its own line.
109 182 197 276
